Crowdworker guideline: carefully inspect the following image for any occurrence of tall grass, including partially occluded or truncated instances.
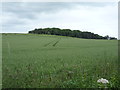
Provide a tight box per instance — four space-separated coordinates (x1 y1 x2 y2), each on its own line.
2 34 119 88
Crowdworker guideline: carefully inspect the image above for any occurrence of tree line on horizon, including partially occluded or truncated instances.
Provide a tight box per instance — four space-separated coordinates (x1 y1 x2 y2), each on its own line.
28 27 117 40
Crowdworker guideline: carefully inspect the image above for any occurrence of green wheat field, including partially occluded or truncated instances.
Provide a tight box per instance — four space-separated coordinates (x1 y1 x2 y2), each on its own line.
2 33 119 88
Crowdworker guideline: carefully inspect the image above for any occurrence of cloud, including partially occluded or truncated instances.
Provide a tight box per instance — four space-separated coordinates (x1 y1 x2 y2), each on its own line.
2 2 118 38
2 2 78 19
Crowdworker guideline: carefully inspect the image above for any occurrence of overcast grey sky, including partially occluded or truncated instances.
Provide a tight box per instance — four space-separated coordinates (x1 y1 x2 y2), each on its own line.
1 2 118 38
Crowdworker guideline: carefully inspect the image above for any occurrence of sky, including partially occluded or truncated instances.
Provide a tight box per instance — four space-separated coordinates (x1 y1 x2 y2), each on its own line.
1 2 118 38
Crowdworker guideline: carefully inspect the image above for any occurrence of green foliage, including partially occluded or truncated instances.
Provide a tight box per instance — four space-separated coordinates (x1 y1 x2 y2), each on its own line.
2 34 119 88
28 28 117 40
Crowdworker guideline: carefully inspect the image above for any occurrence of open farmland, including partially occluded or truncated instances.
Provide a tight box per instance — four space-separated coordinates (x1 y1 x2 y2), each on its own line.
2 34 119 88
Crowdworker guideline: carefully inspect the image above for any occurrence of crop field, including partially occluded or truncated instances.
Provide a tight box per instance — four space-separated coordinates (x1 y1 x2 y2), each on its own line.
2 34 119 88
